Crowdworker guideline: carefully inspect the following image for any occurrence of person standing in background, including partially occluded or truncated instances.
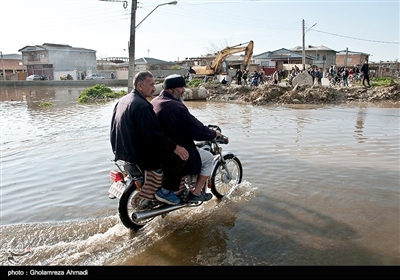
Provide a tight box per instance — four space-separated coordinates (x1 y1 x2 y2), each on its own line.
272 69 279 84
316 68 323 85
242 70 248 86
361 59 371 87
235 69 243 85
342 67 349 86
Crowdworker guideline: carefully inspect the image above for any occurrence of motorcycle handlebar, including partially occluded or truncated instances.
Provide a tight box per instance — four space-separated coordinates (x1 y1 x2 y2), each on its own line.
215 135 229 144
208 124 228 144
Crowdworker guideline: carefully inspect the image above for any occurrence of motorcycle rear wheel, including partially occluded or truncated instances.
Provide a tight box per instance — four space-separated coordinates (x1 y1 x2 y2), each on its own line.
118 180 155 231
210 154 243 199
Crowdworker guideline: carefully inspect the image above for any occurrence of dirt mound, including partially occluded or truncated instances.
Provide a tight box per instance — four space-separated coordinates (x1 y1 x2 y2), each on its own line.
204 83 400 105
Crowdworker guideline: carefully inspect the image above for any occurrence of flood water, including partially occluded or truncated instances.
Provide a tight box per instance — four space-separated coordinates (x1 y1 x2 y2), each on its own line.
0 85 399 267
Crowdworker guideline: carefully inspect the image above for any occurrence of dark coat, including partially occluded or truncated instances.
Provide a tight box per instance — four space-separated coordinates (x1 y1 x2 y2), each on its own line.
110 90 176 170
151 91 217 175
361 63 369 75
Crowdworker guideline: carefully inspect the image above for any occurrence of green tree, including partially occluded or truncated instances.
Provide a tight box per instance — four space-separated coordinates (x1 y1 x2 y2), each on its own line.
148 64 158 70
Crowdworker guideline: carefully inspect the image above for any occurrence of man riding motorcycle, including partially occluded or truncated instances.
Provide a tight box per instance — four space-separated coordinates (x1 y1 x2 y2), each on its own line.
151 74 221 204
110 71 189 203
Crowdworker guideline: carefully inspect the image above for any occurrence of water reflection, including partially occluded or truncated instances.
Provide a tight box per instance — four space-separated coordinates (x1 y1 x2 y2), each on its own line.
355 107 367 143
1 85 125 108
294 111 312 144
0 86 90 110
118 195 242 265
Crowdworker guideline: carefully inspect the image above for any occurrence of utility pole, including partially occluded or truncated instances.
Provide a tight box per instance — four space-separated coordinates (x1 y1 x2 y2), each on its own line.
302 20 317 72
127 0 177 92
1 52 6 80
100 0 177 92
128 0 137 93
302 19 305 71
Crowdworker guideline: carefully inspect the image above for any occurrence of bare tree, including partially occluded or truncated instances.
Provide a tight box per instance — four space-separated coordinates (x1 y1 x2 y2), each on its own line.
205 38 233 54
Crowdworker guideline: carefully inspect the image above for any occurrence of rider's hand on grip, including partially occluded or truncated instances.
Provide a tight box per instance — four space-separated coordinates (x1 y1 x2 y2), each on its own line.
208 124 227 144
216 135 229 144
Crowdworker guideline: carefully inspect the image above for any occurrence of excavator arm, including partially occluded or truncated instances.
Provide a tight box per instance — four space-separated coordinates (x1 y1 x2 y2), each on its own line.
192 40 254 75
241 40 253 72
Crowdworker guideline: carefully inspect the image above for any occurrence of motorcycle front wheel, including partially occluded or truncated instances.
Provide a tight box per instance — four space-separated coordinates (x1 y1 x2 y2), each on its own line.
210 154 243 199
118 180 155 231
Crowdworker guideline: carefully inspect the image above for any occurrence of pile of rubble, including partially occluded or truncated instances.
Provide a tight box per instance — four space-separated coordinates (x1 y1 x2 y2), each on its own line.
204 82 400 106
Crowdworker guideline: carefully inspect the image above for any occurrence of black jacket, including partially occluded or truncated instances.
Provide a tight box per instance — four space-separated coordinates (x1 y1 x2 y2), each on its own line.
361 63 369 75
151 91 217 175
110 90 176 170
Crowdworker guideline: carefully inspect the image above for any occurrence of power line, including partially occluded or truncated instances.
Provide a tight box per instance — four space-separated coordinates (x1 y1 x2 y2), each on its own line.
312 29 399 44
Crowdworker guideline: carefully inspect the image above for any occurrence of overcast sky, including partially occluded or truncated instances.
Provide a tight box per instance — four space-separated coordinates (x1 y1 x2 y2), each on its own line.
1 0 398 63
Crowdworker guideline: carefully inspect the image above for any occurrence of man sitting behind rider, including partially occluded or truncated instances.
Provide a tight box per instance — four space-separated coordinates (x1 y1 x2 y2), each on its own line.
110 71 189 205
151 74 221 204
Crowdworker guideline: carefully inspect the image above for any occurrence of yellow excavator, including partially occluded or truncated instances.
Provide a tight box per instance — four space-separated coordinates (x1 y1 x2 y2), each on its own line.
192 40 254 76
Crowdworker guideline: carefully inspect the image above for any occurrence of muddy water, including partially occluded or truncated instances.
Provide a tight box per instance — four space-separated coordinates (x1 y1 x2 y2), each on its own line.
0 86 399 267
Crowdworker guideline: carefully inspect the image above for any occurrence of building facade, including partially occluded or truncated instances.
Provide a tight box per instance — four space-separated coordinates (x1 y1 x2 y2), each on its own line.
18 43 97 80
335 50 370 68
0 53 26 81
290 45 337 74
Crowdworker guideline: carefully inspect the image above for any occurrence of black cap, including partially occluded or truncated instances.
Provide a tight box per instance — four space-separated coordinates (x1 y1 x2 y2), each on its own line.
163 74 186 89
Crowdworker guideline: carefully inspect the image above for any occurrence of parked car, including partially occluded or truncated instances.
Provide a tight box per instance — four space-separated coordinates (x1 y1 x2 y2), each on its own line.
26 75 42 81
85 74 105 80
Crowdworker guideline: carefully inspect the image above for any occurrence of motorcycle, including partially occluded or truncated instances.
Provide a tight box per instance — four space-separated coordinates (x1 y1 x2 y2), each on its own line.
329 73 343 87
108 125 243 231
349 72 363 83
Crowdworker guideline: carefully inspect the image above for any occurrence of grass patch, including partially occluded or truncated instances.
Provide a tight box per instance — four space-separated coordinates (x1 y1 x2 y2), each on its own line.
39 102 53 107
352 77 398 87
77 84 127 103
186 78 204 88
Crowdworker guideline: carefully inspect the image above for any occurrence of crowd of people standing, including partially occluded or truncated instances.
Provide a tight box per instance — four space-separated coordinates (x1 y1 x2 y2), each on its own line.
234 69 286 86
219 60 371 88
327 61 370 87
234 69 268 86
307 66 323 85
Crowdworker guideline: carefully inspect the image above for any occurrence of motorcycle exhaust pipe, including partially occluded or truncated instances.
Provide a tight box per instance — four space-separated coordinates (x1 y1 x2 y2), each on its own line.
132 203 187 222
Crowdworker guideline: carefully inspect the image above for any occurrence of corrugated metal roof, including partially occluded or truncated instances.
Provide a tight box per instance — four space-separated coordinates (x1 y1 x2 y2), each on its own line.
290 45 337 52
18 43 95 52
136 57 174 65
336 50 370 56
254 48 303 59
2 53 22 60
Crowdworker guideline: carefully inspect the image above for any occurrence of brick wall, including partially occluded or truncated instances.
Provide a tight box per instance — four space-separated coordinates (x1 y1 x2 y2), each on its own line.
336 54 368 68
